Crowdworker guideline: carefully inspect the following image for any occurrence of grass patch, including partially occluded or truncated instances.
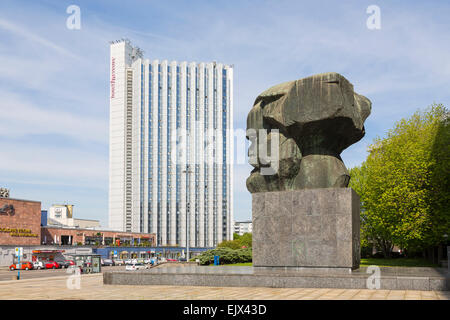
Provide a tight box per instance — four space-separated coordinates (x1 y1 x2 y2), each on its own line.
360 258 438 267
208 262 253 267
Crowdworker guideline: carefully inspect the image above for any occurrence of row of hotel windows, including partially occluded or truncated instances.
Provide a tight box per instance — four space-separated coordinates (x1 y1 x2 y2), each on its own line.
136 63 230 245
146 200 230 245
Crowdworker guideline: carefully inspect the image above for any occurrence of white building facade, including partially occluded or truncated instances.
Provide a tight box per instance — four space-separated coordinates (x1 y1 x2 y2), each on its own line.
234 221 252 236
47 204 100 229
109 40 234 247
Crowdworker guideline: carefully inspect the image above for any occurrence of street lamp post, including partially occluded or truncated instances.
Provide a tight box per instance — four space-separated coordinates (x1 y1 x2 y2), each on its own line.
183 164 193 261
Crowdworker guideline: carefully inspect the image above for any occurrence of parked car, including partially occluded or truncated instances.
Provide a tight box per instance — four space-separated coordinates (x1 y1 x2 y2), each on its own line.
125 263 148 271
55 260 71 268
166 258 177 262
9 262 33 271
45 261 60 269
32 261 44 270
113 259 124 266
101 259 114 266
125 259 137 265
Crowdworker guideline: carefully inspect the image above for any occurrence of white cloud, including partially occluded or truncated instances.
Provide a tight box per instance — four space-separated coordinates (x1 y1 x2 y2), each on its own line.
0 141 108 184
0 90 108 144
0 18 81 61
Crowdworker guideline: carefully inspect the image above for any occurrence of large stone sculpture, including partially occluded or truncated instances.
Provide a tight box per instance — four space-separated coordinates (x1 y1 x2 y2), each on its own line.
246 72 371 192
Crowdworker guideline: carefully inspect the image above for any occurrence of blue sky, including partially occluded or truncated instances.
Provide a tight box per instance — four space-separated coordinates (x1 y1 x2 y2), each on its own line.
0 0 449 227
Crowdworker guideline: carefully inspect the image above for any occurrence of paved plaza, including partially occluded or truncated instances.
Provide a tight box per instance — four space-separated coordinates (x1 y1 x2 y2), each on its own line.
0 273 448 300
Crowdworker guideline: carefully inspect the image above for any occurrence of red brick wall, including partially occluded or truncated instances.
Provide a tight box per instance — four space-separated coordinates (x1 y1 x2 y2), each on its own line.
41 227 156 246
0 198 41 245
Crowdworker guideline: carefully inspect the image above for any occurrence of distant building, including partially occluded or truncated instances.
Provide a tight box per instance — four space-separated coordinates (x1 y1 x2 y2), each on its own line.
41 226 154 247
47 204 100 229
234 220 252 236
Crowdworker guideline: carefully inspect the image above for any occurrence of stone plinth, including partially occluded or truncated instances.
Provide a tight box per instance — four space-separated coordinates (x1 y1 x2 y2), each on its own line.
103 266 450 291
252 188 360 270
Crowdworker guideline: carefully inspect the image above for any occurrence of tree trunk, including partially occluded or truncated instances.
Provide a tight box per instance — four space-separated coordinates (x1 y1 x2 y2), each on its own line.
380 239 392 258
427 247 435 264
437 244 443 265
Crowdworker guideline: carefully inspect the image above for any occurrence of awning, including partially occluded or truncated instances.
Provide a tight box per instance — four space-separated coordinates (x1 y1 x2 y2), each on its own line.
32 250 65 254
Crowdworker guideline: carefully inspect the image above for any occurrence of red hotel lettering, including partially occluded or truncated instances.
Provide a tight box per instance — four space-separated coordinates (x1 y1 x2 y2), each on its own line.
111 57 116 98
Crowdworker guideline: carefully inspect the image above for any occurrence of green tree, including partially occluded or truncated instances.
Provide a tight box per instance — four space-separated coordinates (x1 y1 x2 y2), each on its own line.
195 247 252 265
218 233 252 249
217 240 243 250
349 104 450 257
239 233 252 248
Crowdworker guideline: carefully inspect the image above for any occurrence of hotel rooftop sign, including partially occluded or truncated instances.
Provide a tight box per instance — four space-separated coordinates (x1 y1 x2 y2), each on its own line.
0 188 9 198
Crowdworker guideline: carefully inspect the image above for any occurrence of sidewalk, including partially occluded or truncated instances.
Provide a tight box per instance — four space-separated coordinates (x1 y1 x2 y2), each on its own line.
0 274 448 300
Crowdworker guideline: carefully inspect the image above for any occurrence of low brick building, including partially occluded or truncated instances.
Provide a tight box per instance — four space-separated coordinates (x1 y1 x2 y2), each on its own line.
41 226 155 247
0 198 41 246
0 196 157 266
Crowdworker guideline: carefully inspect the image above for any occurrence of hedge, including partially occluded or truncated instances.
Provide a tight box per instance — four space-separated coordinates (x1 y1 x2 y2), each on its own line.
194 247 252 265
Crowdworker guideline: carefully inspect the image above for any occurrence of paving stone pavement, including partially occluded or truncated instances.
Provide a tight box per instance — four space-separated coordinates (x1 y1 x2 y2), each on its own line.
0 274 449 300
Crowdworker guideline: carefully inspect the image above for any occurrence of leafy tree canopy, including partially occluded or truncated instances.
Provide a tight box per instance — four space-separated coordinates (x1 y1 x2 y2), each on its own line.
350 104 449 256
219 233 252 249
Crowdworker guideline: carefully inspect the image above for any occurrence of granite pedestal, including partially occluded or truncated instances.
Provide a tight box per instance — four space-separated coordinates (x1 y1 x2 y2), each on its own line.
103 265 449 291
252 188 360 271
102 188 450 291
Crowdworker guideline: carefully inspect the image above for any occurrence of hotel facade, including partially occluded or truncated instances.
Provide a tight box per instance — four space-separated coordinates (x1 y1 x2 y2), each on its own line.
109 39 234 248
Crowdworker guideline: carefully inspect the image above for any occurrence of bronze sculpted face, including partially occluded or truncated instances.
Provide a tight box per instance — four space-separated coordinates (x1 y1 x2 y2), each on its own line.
246 72 371 193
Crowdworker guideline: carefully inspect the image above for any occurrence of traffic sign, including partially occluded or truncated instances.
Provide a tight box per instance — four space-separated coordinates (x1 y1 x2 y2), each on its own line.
15 247 23 281
15 247 23 257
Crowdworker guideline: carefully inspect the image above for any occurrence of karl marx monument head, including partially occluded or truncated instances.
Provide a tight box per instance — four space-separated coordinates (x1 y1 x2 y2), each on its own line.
246 72 371 193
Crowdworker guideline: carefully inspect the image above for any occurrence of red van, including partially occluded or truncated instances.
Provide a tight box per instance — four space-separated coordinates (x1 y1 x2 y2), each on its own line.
9 262 33 271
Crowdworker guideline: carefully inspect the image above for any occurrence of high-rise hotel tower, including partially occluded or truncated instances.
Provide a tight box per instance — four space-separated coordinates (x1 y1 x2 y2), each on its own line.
109 39 234 247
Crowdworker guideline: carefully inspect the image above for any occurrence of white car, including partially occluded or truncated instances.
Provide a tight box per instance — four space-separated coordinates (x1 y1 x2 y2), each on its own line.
32 261 44 270
125 259 137 265
125 263 148 271
113 259 124 266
